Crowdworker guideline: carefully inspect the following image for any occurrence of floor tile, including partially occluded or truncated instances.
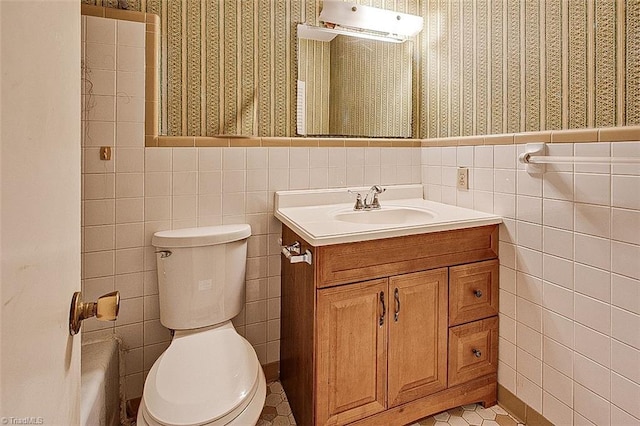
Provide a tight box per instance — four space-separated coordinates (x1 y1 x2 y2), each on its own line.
259 381 525 426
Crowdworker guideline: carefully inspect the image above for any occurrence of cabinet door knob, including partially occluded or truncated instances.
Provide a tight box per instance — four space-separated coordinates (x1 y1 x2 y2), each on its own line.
394 288 400 322
474 289 483 298
379 291 386 326
472 348 482 358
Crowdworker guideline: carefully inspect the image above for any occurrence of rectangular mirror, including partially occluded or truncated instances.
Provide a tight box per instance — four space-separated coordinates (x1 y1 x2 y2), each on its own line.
297 31 413 138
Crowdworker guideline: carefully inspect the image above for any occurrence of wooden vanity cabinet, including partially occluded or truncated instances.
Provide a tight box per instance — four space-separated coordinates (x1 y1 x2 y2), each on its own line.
280 224 499 426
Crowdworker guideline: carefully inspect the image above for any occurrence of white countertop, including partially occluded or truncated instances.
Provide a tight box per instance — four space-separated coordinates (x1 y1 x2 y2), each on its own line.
274 184 502 246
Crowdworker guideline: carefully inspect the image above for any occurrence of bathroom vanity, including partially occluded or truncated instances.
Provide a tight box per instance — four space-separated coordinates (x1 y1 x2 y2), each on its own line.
275 185 501 426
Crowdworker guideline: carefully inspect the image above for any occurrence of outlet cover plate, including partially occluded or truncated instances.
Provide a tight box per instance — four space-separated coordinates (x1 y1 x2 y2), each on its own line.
457 167 469 190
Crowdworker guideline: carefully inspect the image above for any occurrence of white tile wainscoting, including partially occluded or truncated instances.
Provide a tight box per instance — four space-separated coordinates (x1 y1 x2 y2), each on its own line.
421 142 640 426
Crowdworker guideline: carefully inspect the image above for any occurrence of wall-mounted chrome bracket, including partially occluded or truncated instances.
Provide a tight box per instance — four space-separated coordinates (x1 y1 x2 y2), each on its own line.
281 241 313 265
518 143 547 174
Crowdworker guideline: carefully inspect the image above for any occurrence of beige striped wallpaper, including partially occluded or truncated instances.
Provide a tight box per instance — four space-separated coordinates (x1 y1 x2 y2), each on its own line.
299 35 413 137
83 0 640 139
298 38 331 135
328 36 413 137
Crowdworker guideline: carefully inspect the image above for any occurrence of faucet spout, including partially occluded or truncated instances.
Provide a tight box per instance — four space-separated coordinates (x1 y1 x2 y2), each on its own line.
364 185 385 209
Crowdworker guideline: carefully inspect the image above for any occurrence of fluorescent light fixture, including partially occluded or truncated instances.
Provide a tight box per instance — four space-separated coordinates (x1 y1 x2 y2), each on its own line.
298 24 405 43
321 0 422 40
298 1 423 44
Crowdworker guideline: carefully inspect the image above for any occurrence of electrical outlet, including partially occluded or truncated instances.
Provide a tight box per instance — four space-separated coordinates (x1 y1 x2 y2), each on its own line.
457 167 469 190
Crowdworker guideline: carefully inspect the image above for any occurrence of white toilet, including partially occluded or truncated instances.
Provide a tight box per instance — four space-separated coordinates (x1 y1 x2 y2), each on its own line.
137 224 266 426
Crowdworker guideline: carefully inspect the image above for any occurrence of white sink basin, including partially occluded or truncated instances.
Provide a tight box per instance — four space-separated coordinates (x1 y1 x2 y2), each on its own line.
332 207 436 225
274 184 502 246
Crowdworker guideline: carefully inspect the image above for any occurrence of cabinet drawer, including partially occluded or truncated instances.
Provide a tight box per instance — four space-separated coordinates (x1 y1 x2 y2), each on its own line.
448 317 498 387
449 259 499 326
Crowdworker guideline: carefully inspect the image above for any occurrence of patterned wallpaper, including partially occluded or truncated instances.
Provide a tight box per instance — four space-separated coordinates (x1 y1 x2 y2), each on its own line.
83 0 640 139
299 35 412 137
420 0 640 138
298 38 331 135
328 36 412 137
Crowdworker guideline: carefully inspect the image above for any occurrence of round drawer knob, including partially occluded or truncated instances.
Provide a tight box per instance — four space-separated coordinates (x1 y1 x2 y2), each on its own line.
474 289 483 298
472 348 482 358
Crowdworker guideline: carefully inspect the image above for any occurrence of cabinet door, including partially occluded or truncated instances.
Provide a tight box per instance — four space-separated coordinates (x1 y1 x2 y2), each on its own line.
317 279 388 425
387 268 448 407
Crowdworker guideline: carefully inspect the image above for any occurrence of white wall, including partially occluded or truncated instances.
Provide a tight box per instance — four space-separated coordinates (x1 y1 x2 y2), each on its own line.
422 140 640 425
1 0 81 422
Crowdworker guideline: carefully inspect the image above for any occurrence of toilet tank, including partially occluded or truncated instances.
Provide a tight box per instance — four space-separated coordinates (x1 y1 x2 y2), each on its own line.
151 225 251 330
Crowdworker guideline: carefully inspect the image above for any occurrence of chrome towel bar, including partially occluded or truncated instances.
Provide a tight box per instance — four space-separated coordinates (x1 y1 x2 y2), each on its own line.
519 143 640 173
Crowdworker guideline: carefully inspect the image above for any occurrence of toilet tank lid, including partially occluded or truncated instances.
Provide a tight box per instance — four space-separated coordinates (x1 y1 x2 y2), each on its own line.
152 224 251 248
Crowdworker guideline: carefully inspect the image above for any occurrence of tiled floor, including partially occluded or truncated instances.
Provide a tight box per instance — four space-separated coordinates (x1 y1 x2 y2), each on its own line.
258 381 525 426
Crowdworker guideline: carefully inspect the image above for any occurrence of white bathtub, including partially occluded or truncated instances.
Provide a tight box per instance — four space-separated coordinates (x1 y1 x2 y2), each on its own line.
81 338 121 426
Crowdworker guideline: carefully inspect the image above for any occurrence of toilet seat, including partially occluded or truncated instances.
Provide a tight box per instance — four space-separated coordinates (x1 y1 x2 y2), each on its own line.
141 323 261 426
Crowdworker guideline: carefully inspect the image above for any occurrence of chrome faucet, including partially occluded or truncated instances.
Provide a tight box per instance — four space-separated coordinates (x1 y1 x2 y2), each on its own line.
349 185 386 210
365 185 385 209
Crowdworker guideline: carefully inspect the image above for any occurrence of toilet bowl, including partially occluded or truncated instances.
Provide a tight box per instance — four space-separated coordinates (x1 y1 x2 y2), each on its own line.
137 323 266 426
137 225 266 426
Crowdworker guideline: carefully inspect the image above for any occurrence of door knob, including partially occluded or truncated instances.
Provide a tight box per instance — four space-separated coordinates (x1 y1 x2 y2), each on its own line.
69 291 120 336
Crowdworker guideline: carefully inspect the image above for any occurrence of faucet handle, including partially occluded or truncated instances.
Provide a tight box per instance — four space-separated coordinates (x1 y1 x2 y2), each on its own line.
348 190 365 210
371 193 382 209
353 193 364 210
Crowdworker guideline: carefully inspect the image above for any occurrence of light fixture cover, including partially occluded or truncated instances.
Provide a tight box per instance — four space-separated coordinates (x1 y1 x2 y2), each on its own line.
298 24 405 43
319 0 423 38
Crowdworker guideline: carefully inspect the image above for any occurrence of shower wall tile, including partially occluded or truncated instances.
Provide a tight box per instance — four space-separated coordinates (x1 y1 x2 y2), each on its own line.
543 392 573 425
115 272 143 300
574 323 611 368
85 42 116 70
84 174 115 200
82 17 150 401
85 121 116 147
611 339 640 385
577 382 613 426
89 69 116 96
85 15 116 44
574 173 611 206
611 274 640 317
574 203 610 238
145 148 171 171
543 172 574 201
574 263 610 303
612 208 640 246
574 353 611 400
83 199 115 226
422 139 640 424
